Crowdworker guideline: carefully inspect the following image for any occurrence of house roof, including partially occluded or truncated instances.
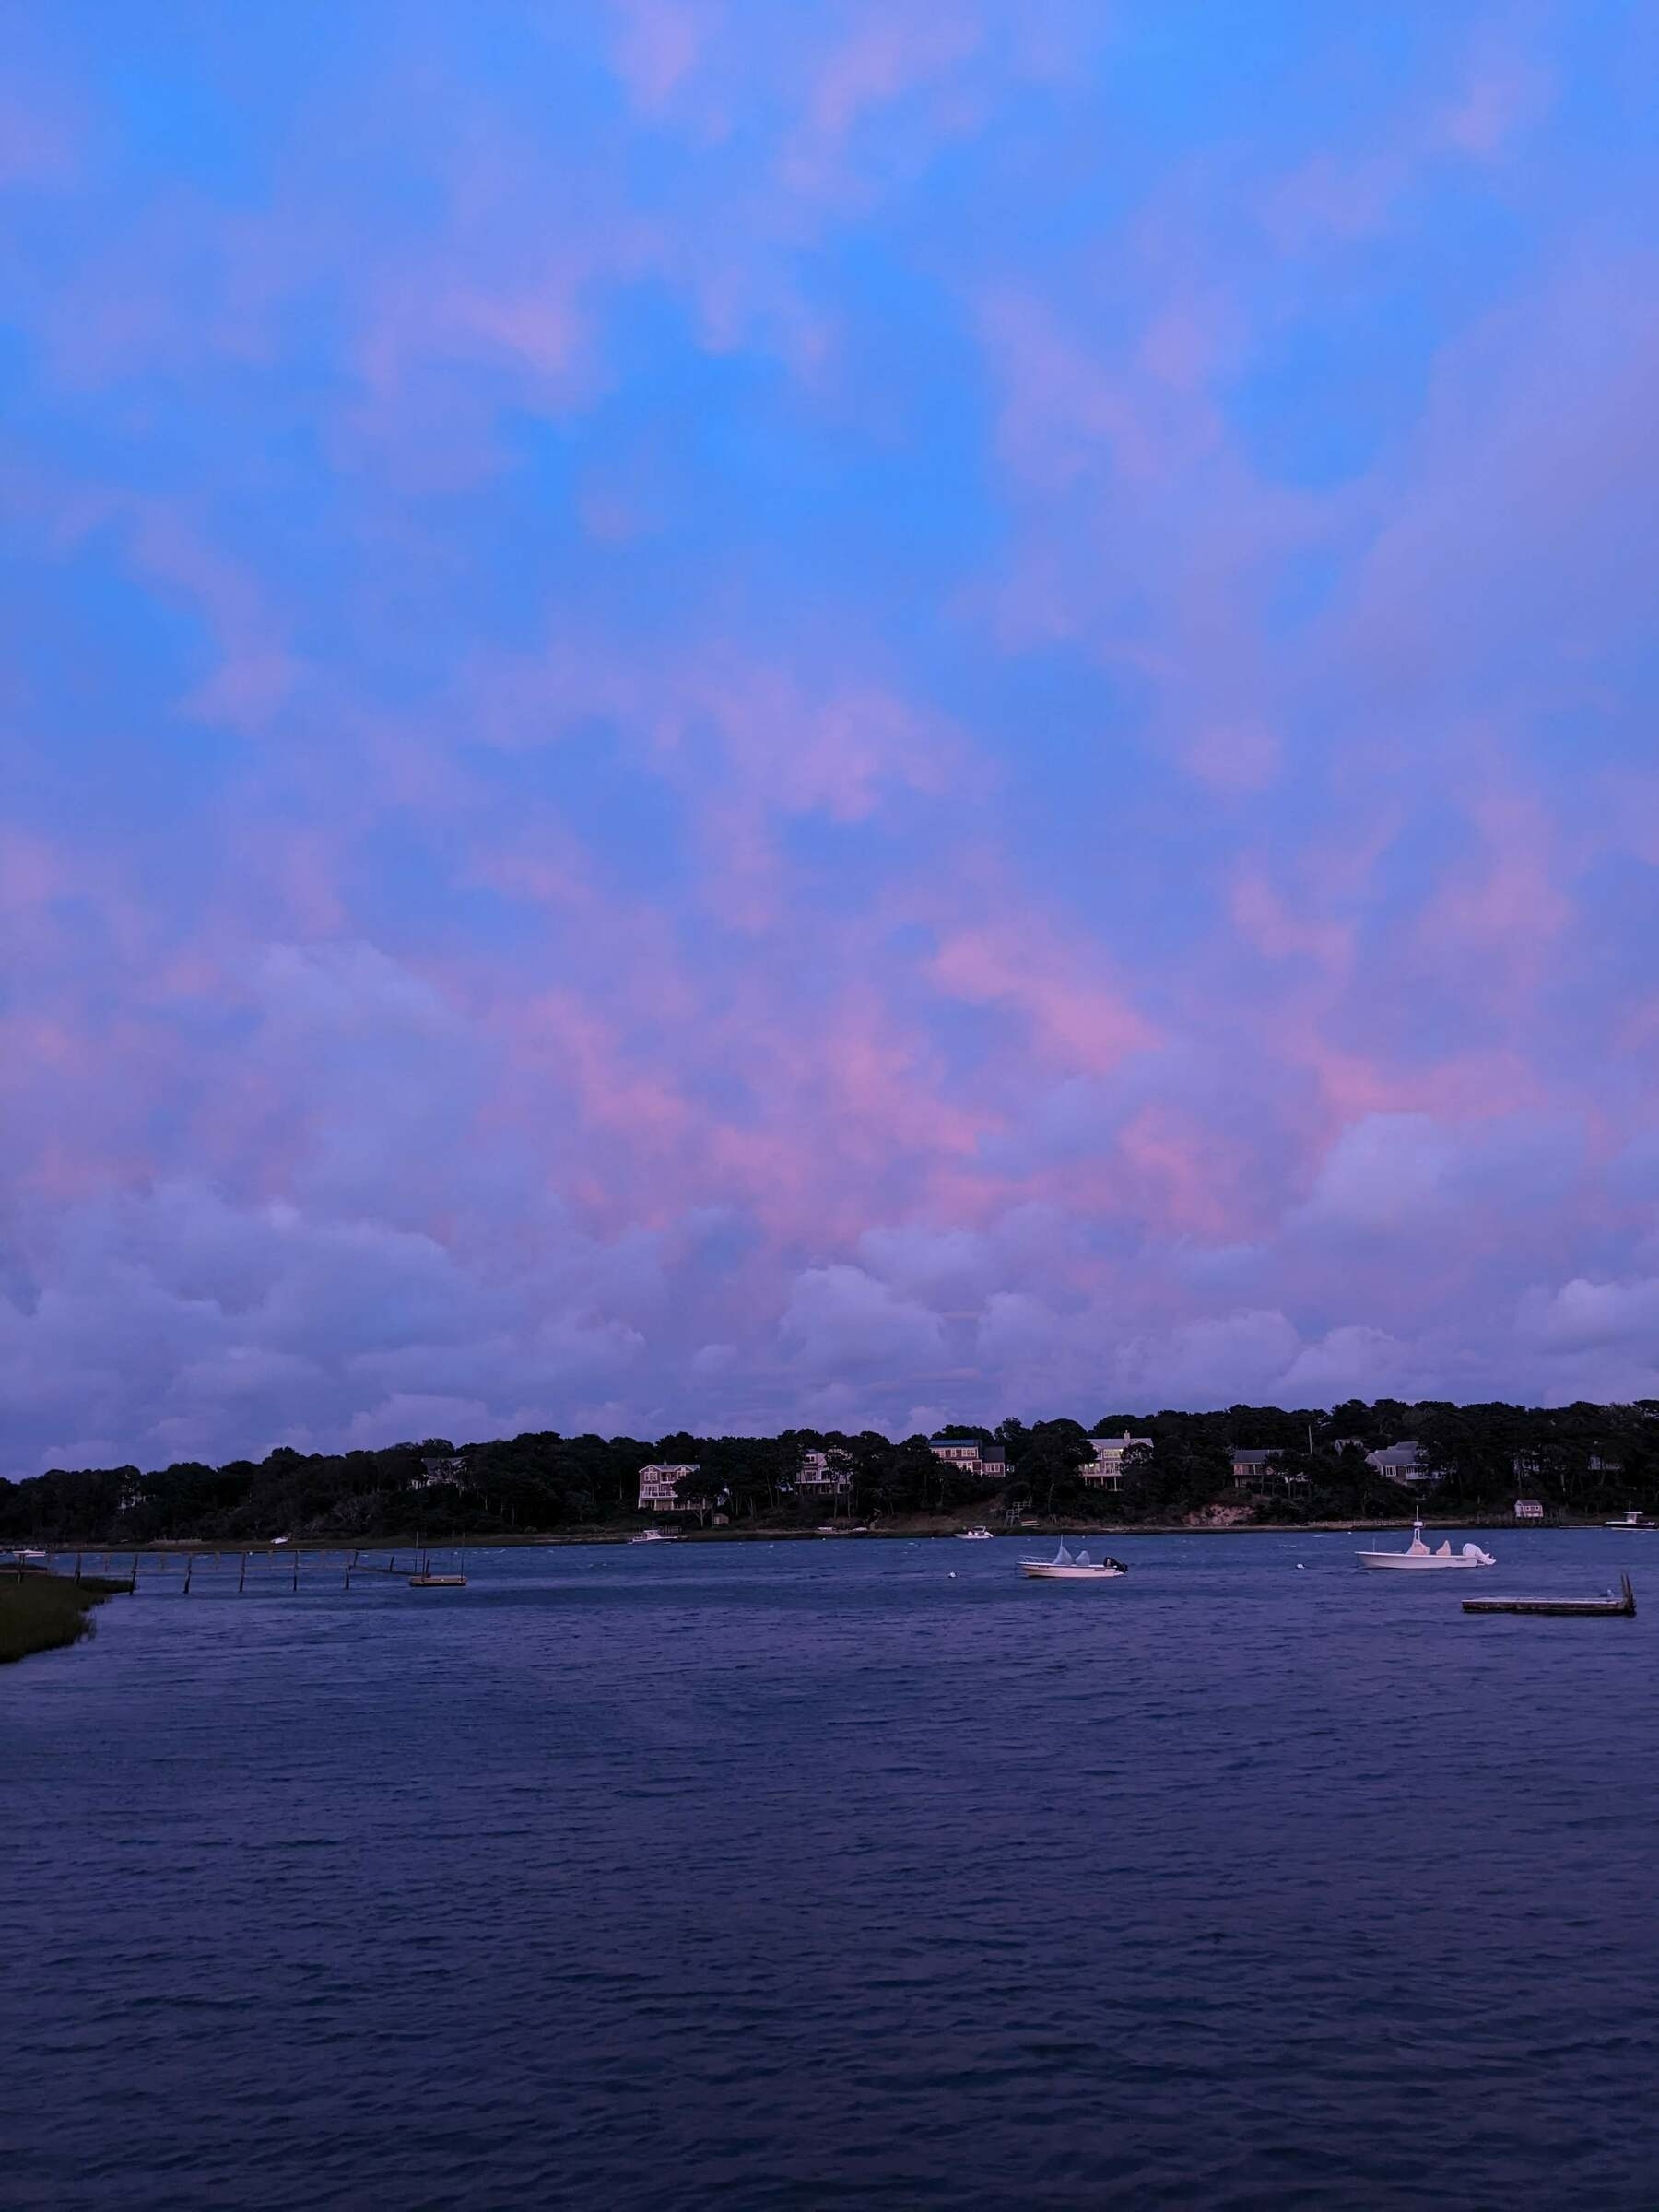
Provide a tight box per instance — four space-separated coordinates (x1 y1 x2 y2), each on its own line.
931 1434 983 1445
1230 1448 1278 1464
1368 1443 1424 1465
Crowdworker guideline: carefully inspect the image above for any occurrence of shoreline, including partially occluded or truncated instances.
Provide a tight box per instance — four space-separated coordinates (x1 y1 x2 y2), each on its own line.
19 1513 1606 1556
0 1575 109 1664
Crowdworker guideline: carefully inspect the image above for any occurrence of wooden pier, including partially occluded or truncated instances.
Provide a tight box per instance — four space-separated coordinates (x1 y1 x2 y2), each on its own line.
1464 1574 1636 1618
10 1545 469 1594
6 1543 467 1606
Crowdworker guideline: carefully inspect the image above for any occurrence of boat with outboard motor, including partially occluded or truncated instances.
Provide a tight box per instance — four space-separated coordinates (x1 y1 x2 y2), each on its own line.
955 1526 994 1541
1019 1540 1127 1582
1355 1517 1495 1571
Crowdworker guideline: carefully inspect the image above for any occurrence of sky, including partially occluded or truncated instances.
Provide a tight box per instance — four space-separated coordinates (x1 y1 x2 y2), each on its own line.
5 1 1659 1475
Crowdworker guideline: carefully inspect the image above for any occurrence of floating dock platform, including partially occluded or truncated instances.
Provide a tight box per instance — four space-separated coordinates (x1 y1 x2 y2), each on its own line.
1464 1574 1635 1617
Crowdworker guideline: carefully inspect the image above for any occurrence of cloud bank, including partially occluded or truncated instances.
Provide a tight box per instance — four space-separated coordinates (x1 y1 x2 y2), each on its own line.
5 4 1659 1471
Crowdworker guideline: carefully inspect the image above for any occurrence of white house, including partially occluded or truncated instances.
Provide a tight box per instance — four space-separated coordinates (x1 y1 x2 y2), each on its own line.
1083 1432 1152 1491
1366 1443 1437 1487
797 1449 852 1493
929 1435 1007 1480
1514 1497 1545 1522
638 1461 700 1512
416 1453 469 1489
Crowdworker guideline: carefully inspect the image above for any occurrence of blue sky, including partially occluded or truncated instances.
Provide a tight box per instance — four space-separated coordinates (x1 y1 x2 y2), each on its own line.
5 3 1659 1470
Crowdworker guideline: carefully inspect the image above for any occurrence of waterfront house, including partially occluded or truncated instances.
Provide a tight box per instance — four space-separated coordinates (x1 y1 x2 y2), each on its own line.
1514 1498 1545 1522
1083 1432 1153 1491
638 1461 701 1512
797 1449 852 1494
1230 1448 1278 1488
416 1453 469 1488
929 1435 1006 1481
1366 1443 1437 1487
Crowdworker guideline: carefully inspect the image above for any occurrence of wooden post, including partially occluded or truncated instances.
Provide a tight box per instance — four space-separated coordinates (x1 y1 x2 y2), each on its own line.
239 1553 247 1593
292 1547 299 1593
75 1553 83 1585
183 1555 192 1595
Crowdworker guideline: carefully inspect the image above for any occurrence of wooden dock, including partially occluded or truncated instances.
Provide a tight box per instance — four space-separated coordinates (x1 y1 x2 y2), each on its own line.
7 1545 465 1596
1464 1574 1635 1617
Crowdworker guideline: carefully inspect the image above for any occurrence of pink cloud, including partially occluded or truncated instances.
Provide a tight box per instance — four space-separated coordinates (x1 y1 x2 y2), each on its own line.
608 0 713 114
0 85 80 187
927 918 1156 1077
1185 720 1283 794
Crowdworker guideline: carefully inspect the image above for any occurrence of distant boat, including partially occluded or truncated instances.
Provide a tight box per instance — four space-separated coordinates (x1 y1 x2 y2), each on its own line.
955 1526 994 1541
1355 1517 1495 1571
1020 1541 1127 1582
1604 1511 1655 1529
629 1529 679 1544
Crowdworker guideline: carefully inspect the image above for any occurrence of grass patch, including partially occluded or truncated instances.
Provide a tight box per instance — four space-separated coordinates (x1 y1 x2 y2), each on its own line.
0 1575 109 1665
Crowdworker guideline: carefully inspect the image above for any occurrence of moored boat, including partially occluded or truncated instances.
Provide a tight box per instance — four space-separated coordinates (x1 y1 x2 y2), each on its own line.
1355 1517 1495 1571
955 1526 994 1541
1020 1541 1127 1582
1604 1511 1655 1529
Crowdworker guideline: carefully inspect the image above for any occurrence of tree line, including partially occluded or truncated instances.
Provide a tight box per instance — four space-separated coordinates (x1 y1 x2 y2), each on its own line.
3 1398 1656 1545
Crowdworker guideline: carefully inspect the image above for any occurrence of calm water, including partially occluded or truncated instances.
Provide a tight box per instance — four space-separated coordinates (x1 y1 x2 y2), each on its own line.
7 1529 1659 2209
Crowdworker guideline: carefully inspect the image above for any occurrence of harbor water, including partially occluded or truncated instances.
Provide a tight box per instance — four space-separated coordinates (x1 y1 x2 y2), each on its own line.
7 1529 1659 2209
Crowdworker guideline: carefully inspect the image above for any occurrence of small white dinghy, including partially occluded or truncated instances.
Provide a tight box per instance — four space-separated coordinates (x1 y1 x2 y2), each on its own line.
1355 1516 1495 1571
955 1526 994 1541
1020 1540 1127 1582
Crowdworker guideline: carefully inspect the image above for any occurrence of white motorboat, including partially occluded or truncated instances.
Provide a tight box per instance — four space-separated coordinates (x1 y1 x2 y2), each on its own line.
1355 1517 1495 1571
1020 1541 1127 1582
955 1526 994 1541
1604 1511 1656 1529
629 1528 679 1544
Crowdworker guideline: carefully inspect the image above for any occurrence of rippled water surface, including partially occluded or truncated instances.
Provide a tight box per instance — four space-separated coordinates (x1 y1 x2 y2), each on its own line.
8 1530 1659 2209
